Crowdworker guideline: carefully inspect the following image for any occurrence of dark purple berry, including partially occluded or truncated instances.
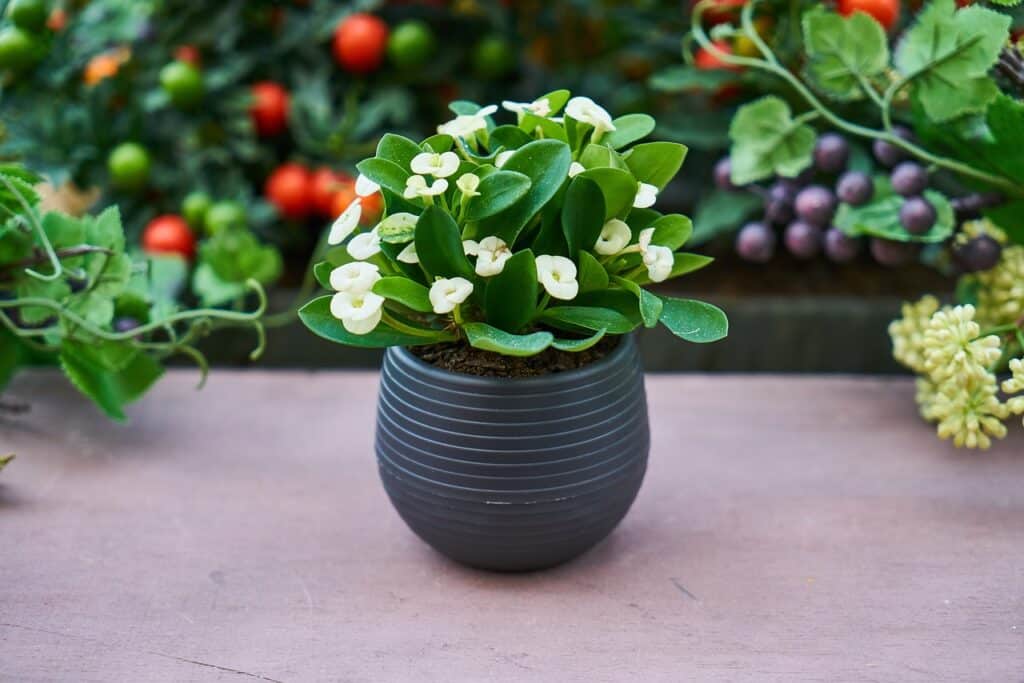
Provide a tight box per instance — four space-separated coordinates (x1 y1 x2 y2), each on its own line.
68 276 87 293
813 133 850 174
113 317 140 333
952 191 1005 221
872 126 913 168
736 221 775 263
899 196 937 235
870 238 919 267
824 227 861 263
784 220 822 260
764 180 797 225
953 235 1003 273
794 185 837 227
836 171 874 206
713 157 735 191
890 162 928 197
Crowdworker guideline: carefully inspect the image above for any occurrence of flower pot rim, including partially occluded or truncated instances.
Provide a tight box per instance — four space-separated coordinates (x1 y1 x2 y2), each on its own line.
392 333 636 389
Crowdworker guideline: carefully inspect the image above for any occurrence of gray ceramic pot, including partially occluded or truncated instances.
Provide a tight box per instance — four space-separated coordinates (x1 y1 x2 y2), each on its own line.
375 335 650 572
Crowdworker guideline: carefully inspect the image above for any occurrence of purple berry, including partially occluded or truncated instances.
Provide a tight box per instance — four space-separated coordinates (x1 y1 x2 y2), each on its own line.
764 180 797 225
794 185 837 227
836 171 873 206
813 133 850 174
784 220 822 260
890 162 928 197
870 238 919 267
713 157 735 191
824 227 861 263
114 317 140 333
872 126 913 168
954 235 1003 273
736 222 776 263
899 196 937 235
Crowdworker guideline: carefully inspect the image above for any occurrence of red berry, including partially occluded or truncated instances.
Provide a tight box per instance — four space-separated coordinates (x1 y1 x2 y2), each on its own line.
837 0 900 31
310 167 353 217
174 44 201 66
265 163 313 220
142 215 195 259
332 13 389 74
250 81 290 137
695 40 741 71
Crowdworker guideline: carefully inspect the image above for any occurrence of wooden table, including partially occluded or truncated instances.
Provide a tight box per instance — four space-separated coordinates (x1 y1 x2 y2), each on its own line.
2 371 1022 681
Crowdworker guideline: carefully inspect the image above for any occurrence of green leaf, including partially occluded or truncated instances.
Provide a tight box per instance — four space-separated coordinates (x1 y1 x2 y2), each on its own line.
579 143 629 171
539 306 636 334
552 328 607 352
835 190 955 243
895 0 1010 122
984 199 1024 245
802 7 889 101
314 261 333 289
648 65 737 92
377 212 419 244
692 190 762 244
15 277 69 325
484 249 538 333
980 95 1024 184
481 140 573 245
659 298 729 343
624 142 688 190
577 251 609 293
62 339 138 373
648 214 693 250
463 170 531 221
299 296 445 347
376 133 423 169
489 125 532 150
414 206 474 279
462 322 553 357
519 113 569 143
59 348 163 421
612 277 663 328
85 206 125 252
373 277 432 313
561 177 606 255
41 211 86 249
422 134 454 153
192 263 247 306
578 167 637 220
604 114 656 149
199 231 282 285
573 289 643 327
729 97 816 184
356 157 411 197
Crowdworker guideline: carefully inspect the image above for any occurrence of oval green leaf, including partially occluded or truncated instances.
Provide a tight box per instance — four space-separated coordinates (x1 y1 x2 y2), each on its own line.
462 322 554 357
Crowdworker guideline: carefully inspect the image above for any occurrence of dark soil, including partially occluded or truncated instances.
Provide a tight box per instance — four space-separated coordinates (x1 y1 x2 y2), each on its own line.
410 335 620 378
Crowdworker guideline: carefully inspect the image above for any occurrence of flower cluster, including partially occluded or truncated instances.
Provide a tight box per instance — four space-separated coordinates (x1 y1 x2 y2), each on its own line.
301 92 727 357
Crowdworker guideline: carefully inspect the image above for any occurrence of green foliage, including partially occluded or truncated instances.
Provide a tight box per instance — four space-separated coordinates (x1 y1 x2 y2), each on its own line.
802 8 889 101
835 191 956 244
728 97 815 185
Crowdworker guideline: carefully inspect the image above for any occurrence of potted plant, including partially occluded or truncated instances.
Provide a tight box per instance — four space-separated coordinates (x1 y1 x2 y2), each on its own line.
300 92 727 571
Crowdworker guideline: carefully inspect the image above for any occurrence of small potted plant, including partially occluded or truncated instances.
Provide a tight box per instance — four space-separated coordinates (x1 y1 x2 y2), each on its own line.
300 92 727 571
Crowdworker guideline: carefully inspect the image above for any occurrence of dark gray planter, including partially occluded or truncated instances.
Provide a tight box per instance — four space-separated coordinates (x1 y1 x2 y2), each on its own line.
375 335 649 572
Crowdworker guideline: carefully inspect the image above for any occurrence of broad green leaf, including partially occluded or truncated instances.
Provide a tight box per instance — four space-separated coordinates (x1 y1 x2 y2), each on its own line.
802 7 889 101
377 212 418 244
414 206 474 279
59 347 163 421
376 133 423 169
728 97 815 184
519 113 569 143
648 214 693 250
982 95 1024 184
659 297 729 343
41 211 85 249
552 328 607 352
463 171 531 221
835 190 955 243
356 157 411 197
624 142 688 190
603 114 656 149
192 263 247 306
15 277 69 325
462 322 553 356
573 289 643 327
578 167 637 220
481 140 572 245
0 171 39 215
538 89 571 114
579 143 629 171
200 231 282 284
421 134 454 153
373 277 432 313
489 125 532 150
63 339 138 373
299 296 446 347
561 177 606 255
313 261 333 289
86 206 125 251
484 249 538 333
692 190 762 244
612 277 663 328
539 306 635 334
449 100 483 115
895 0 1010 122
577 251 609 294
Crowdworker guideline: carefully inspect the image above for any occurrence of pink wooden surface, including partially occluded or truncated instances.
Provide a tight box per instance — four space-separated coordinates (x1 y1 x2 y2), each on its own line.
1 371 1022 682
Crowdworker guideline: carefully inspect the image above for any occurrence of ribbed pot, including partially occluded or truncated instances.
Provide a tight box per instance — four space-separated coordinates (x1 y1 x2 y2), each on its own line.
375 335 649 572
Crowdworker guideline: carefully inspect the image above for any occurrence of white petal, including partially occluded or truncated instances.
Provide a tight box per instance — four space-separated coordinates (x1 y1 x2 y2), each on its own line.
426 178 449 196
536 255 579 301
457 173 481 197
594 219 631 255
633 182 658 209
397 242 419 264
638 227 655 252
403 175 427 199
435 152 460 178
501 100 527 114
354 174 380 197
462 239 480 256
568 162 585 178
429 277 474 314
330 262 380 294
327 198 361 245
330 291 384 335
410 152 439 175
643 245 674 283
347 228 381 260
477 104 498 117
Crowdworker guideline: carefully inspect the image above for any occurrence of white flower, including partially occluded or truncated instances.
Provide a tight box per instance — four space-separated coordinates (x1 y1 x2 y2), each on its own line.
457 173 481 197
594 219 631 255
501 98 552 118
436 104 498 139
329 262 380 294
633 182 658 209
494 151 514 168
568 161 585 178
403 174 449 199
328 197 361 245
397 242 419 264
535 255 579 300
565 96 616 141
410 151 460 178
637 227 673 282
354 174 380 197
330 290 384 335
462 239 480 256
474 236 512 277
429 277 474 314
347 228 381 260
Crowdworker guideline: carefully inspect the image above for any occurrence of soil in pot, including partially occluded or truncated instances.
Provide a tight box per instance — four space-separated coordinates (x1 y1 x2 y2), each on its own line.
409 336 620 377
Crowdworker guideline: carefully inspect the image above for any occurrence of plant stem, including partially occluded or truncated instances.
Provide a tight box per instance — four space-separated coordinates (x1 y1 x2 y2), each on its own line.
381 310 444 338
